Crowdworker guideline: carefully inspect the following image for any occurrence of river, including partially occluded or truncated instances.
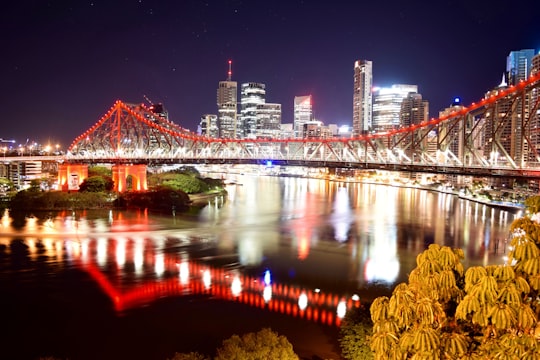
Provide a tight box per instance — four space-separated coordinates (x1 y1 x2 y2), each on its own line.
0 174 521 359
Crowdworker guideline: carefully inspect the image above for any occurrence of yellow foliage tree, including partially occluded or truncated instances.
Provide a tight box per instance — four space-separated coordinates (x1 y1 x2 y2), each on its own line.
370 195 540 359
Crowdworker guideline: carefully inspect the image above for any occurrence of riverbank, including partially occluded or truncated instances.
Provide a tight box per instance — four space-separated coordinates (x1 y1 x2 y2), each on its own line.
322 175 526 212
188 189 227 206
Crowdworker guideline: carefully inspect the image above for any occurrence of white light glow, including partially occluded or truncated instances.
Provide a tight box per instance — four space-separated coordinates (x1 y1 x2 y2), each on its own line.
203 269 211 289
337 300 347 318
231 276 242 297
155 254 165 277
263 285 272 302
178 261 189 285
298 292 308 311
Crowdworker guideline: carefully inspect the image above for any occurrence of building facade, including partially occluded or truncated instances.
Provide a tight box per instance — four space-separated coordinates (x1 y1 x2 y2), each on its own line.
256 103 282 139
217 80 238 139
199 114 219 138
293 95 313 138
507 49 535 85
372 84 418 132
353 60 373 136
400 92 429 128
240 83 266 139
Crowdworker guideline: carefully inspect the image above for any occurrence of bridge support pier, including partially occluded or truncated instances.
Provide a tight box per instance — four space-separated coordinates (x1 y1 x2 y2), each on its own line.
112 164 147 192
58 164 88 191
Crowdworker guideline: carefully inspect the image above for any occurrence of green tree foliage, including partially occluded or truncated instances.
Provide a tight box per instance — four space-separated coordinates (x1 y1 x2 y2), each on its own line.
215 328 299 360
369 196 540 359
29 179 42 191
339 305 374 359
149 173 211 194
162 174 208 194
116 187 190 211
0 177 15 192
88 165 112 177
9 190 109 210
178 166 201 178
79 175 114 192
167 352 208 360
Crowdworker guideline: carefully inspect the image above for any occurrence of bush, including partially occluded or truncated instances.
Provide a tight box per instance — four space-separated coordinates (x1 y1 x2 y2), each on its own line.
215 328 298 360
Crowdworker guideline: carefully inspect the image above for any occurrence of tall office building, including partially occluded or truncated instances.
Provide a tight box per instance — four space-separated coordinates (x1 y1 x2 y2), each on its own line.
256 103 282 139
240 82 266 139
507 49 535 85
217 61 238 139
353 60 373 136
372 84 418 132
199 114 218 138
528 52 540 170
532 52 540 77
400 93 429 128
293 95 312 138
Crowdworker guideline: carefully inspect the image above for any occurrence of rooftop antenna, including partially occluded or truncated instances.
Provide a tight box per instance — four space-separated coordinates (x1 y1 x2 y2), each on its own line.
227 60 232 81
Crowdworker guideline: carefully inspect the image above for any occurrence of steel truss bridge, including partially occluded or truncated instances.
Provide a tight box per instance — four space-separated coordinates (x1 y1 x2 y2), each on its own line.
65 73 540 180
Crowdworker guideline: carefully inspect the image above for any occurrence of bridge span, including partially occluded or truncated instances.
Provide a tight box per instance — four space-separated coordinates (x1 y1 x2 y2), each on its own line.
2 72 540 190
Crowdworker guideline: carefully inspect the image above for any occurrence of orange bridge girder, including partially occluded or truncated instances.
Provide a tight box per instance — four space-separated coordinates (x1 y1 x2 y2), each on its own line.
112 164 148 192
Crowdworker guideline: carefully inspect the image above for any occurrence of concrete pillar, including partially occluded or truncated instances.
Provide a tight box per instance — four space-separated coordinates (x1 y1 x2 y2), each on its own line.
112 164 147 192
58 164 88 191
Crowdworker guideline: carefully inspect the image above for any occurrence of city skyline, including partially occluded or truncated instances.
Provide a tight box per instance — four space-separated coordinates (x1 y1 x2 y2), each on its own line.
2 0 539 146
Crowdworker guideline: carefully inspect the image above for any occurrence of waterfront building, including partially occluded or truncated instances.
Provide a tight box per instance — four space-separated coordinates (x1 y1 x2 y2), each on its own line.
400 92 429 127
240 82 266 139
217 61 238 139
507 49 535 85
293 95 313 138
199 114 219 138
526 52 540 180
353 60 373 136
303 121 323 139
256 103 282 139
280 123 294 139
372 84 418 132
439 98 467 164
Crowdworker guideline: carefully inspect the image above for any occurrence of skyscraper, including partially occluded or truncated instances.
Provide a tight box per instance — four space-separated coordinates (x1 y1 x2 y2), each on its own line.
240 82 266 139
528 52 540 170
353 60 373 136
400 93 429 128
507 49 535 85
217 60 238 139
293 95 312 138
372 84 418 132
256 103 282 139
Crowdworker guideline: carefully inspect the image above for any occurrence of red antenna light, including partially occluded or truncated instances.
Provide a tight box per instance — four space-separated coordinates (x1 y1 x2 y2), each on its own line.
227 60 232 81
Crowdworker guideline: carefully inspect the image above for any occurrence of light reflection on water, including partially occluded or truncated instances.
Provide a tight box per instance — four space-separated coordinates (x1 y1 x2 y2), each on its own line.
0 175 521 325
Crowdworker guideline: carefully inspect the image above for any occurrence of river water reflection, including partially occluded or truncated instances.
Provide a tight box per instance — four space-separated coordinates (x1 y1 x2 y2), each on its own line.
0 175 522 358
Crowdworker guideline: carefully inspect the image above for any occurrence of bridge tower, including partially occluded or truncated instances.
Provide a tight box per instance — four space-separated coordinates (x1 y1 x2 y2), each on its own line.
58 164 88 191
112 164 147 192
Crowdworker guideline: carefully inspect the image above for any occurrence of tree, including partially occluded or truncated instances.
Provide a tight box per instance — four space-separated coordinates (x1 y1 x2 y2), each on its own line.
167 352 208 360
0 177 15 193
369 197 540 359
339 305 374 359
88 165 112 177
79 175 114 192
162 174 208 194
116 187 190 211
215 328 299 360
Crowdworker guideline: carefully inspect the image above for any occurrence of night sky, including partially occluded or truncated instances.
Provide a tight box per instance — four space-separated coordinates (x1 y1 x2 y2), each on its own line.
2 0 539 147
